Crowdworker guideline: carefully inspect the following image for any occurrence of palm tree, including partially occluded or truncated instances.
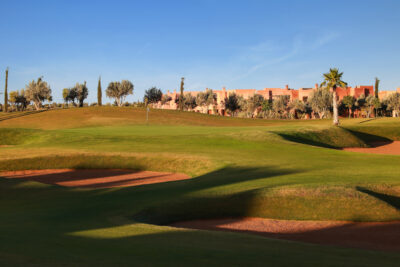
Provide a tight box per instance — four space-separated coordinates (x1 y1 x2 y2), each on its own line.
321 68 347 125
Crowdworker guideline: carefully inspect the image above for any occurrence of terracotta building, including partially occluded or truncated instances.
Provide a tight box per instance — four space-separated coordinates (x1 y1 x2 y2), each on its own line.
154 84 398 116
379 87 400 99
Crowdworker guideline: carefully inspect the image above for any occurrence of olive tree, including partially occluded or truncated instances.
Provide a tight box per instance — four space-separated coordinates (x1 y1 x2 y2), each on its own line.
24 77 52 110
289 99 306 119
385 93 400 117
183 93 197 110
245 94 264 118
74 82 89 107
224 93 241 117
9 90 29 111
196 89 216 113
260 100 273 118
144 87 162 104
309 87 332 119
161 94 172 105
365 95 379 118
342 95 355 118
272 95 290 118
106 80 134 107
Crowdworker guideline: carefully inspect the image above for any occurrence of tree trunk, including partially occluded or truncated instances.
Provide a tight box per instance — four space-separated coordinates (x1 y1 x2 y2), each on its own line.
349 108 351 118
332 87 339 125
33 101 40 111
4 68 8 113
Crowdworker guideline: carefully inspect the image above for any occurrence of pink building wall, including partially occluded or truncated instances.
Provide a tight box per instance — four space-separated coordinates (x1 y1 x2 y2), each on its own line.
155 84 400 116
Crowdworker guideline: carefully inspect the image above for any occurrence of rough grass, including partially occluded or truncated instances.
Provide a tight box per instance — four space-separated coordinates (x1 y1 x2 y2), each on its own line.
0 106 327 129
1 107 400 266
0 128 43 145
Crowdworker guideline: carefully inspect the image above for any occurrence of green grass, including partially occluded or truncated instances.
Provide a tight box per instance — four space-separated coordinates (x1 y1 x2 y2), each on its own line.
1 107 400 266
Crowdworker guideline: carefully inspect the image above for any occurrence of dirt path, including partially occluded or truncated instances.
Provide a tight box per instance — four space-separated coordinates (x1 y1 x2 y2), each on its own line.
343 141 400 155
1 169 190 188
171 217 400 252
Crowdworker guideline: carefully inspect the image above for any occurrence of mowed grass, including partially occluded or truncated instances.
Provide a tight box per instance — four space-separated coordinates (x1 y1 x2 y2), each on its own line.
1 107 400 266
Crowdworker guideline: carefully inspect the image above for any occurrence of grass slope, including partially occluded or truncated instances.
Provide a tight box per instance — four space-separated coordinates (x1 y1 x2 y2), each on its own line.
1 107 400 266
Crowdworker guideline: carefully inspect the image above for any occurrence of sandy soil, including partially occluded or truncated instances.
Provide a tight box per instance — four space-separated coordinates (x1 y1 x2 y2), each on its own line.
343 141 400 155
1 169 190 188
171 217 400 252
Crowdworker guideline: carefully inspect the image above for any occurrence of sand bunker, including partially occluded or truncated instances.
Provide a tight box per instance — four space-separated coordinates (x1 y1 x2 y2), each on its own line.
1 169 190 188
343 141 400 155
171 217 400 252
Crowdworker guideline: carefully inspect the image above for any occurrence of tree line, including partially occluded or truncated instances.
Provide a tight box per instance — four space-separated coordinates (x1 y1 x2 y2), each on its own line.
143 69 400 126
2 71 136 111
3 68 400 126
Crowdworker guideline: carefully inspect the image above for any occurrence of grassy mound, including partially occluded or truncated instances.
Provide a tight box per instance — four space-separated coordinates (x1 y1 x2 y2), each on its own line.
275 127 367 148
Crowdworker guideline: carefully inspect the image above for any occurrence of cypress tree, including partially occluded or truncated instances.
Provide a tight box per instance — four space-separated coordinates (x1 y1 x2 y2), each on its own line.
97 76 102 106
4 68 8 113
374 77 380 99
179 77 184 111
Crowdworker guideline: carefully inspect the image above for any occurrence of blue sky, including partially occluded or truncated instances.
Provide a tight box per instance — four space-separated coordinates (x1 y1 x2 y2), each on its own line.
1 0 399 103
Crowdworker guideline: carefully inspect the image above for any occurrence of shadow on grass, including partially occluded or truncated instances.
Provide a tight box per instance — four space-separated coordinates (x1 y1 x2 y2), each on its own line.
0 165 300 229
276 127 393 149
358 118 377 124
0 155 145 172
276 132 336 148
2 168 400 265
356 187 400 211
133 166 300 224
344 129 392 146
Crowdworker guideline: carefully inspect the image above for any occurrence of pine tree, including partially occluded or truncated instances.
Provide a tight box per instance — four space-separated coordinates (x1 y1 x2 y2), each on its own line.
97 76 102 106
375 77 380 99
179 77 184 111
4 68 8 113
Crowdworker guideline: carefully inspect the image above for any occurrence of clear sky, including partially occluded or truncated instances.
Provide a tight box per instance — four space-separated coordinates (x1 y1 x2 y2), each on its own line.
1 0 399 103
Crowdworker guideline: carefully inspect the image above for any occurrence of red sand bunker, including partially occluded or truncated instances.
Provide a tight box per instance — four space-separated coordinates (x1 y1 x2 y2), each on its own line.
171 217 400 252
343 141 400 155
1 169 190 188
